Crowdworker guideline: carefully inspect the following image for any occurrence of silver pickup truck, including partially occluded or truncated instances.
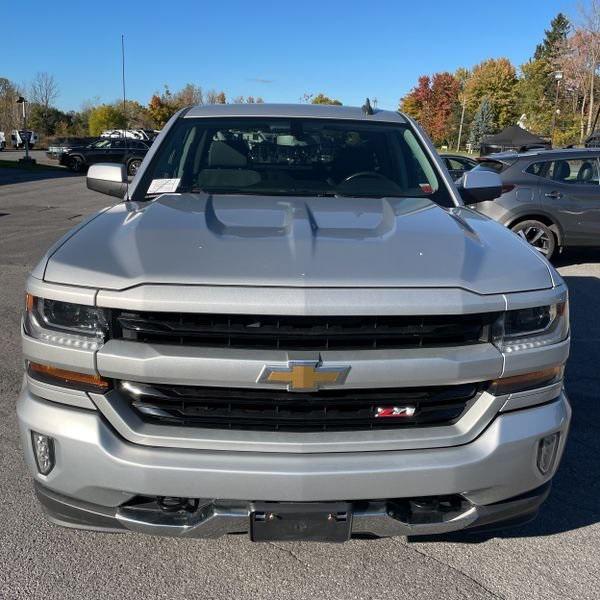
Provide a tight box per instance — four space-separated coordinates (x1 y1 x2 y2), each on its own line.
18 104 571 542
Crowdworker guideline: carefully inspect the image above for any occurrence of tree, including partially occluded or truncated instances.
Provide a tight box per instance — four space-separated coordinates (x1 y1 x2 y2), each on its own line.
468 98 494 149
399 76 431 123
428 73 461 145
303 93 342 105
311 93 342 105
88 104 126 135
28 105 71 137
464 58 518 130
578 0 600 134
517 57 555 135
121 100 154 129
535 13 571 61
518 14 572 138
29 72 60 136
147 86 178 128
400 73 460 146
205 90 227 104
0 77 22 134
556 29 596 142
174 83 203 107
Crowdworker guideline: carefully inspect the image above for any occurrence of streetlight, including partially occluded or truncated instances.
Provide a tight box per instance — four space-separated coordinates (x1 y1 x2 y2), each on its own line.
550 71 563 143
16 96 35 164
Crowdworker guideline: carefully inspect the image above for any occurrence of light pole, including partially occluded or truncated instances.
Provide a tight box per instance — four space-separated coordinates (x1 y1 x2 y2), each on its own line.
550 71 563 143
16 96 35 165
456 94 467 152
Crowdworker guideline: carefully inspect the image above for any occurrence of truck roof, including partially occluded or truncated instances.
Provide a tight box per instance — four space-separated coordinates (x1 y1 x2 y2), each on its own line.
184 103 408 124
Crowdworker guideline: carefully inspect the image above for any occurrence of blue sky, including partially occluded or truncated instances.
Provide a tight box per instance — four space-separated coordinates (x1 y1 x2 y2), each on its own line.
2 0 580 112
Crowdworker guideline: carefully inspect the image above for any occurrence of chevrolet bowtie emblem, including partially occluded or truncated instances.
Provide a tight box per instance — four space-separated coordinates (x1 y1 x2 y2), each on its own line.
258 361 350 392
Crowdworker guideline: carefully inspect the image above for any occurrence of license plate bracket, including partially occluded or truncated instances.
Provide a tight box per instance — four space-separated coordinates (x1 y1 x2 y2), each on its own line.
250 502 352 542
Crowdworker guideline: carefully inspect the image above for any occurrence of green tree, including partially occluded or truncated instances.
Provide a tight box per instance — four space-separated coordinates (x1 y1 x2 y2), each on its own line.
468 98 494 149
465 58 518 130
535 13 571 61
518 13 572 137
29 104 70 136
88 104 127 135
310 93 342 105
517 58 555 136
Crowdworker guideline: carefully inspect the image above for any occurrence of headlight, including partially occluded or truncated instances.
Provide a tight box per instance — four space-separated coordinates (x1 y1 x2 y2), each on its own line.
492 301 569 353
24 294 108 350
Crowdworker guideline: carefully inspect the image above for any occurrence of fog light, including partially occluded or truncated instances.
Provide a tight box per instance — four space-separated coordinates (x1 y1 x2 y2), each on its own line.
31 432 55 475
537 433 560 475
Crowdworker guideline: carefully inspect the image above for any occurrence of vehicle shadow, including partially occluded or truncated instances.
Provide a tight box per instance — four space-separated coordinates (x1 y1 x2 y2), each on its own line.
553 247 600 268
419 274 600 543
0 166 79 186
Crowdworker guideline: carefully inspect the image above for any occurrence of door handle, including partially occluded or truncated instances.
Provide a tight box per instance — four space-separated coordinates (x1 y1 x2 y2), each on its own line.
545 191 563 199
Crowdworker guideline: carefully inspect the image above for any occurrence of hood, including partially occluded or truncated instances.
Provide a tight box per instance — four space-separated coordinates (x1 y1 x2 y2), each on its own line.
43 194 552 294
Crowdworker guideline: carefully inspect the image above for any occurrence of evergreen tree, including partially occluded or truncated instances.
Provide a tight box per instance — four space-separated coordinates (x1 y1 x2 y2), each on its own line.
468 98 494 149
534 13 571 61
518 13 571 137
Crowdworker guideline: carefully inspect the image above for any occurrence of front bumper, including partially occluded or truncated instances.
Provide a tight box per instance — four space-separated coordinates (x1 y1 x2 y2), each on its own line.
35 480 552 540
18 386 570 538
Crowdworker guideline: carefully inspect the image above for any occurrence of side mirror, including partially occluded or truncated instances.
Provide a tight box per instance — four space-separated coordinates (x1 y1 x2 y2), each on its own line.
458 169 502 205
87 163 127 199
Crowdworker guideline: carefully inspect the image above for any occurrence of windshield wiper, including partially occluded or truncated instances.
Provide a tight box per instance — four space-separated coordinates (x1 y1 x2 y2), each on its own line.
187 188 338 197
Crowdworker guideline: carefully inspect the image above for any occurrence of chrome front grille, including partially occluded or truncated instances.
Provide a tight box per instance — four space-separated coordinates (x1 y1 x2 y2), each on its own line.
113 311 496 351
119 380 484 432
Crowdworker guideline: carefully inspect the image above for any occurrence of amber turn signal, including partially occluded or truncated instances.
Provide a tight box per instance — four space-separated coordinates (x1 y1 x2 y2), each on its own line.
27 362 110 393
489 366 563 395
25 293 35 312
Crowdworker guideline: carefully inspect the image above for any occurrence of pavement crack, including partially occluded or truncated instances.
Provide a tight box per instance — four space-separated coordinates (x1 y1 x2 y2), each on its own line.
398 539 507 600
267 542 310 566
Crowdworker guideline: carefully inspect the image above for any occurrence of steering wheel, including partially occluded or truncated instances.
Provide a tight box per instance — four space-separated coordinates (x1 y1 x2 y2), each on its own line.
342 171 388 184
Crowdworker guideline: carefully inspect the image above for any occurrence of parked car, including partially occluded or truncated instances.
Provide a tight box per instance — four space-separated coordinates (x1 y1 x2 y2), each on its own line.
100 128 160 141
46 137 99 160
0 131 5 150
469 148 600 260
59 138 150 176
441 153 478 180
11 129 38 149
19 103 570 543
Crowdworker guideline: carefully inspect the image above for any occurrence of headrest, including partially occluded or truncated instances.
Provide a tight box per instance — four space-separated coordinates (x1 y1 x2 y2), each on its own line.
577 161 595 182
553 161 570 181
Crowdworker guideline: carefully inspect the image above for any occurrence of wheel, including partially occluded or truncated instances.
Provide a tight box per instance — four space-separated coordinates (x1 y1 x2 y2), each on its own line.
127 159 141 177
511 220 556 260
68 156 84 173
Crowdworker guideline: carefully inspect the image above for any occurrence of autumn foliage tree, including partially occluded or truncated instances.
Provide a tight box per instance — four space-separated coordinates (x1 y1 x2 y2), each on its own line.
464 58 518 130
400 73 460 146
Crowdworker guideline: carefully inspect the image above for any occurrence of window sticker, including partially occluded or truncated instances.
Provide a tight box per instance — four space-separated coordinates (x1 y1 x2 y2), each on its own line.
147 178 181 194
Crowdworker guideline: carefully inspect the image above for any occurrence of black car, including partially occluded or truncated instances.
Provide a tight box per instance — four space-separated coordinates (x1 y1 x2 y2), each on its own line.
441 154 478 180
60 138 150 176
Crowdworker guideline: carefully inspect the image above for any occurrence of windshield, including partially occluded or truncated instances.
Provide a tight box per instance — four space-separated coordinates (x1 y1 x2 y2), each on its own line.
137 118 452 205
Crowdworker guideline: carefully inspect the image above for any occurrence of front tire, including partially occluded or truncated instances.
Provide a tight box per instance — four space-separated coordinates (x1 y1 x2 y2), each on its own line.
68 156 84 173
511 220 556 260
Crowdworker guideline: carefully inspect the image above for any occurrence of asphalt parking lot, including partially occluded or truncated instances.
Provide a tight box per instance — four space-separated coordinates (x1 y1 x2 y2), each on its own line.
1 167 599 600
